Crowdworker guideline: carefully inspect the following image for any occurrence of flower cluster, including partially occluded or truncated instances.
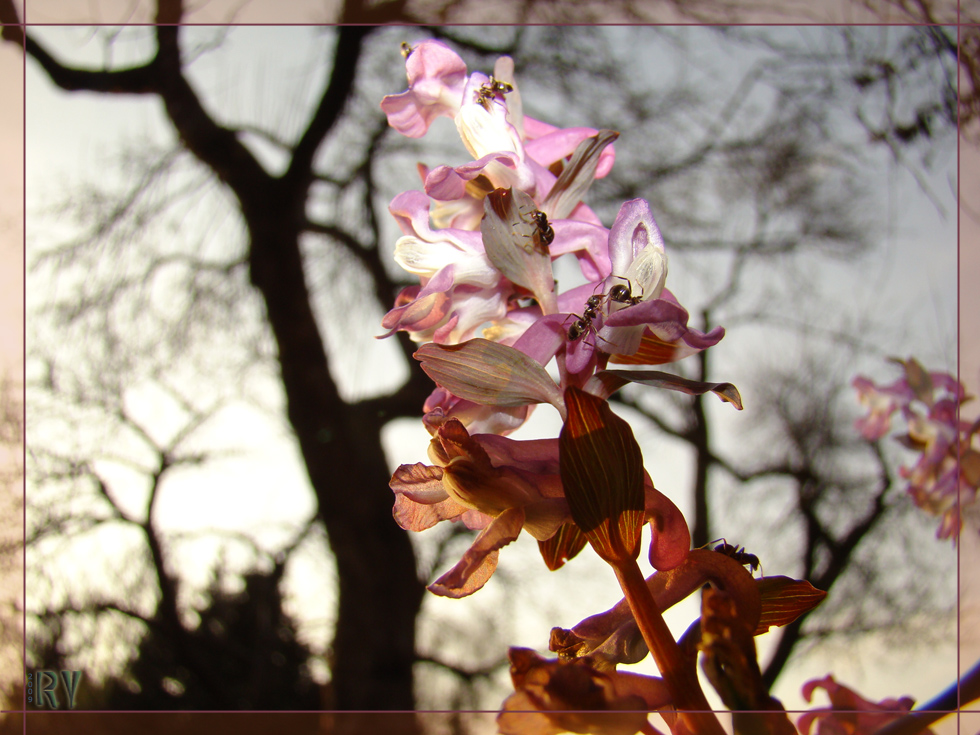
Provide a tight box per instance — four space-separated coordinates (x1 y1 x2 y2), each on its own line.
854 357 980 540
381 39 730 597
378 39 911 735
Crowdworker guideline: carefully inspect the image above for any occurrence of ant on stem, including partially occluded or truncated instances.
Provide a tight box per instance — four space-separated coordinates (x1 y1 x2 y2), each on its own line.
710 539 762 576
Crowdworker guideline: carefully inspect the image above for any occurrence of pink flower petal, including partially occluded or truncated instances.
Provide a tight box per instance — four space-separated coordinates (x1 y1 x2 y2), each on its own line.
428 506 526 598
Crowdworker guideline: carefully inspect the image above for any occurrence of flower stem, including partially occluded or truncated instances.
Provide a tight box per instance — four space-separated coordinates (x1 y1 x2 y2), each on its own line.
613 556 726 735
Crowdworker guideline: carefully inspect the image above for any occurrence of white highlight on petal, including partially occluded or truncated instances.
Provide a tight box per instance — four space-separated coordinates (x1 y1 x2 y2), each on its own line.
394 236 499 288
623 241 668 302
457 103 518 161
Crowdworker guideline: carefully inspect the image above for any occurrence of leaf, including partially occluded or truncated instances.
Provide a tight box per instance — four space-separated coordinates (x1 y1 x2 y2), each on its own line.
559 387 644 563
754 576 827 635
591 368 743 410
415 338 563 410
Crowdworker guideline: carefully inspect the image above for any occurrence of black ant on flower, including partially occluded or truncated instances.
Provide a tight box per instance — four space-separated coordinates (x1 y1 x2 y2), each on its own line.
530 210 555 249
606 276 645 308
566 289 610 342
474 76 514 110
514 206 554 256
565 275 645 343
710 539 762 576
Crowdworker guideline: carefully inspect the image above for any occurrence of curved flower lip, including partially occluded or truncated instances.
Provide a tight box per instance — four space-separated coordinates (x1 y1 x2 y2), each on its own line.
603 293 690 331
424 152 525 201
423 390 533 436
436 284 514 344
394 237 499 289
549 283 725 375
380 39 468 138
379 276 510 345
498 648 671 735
607 198 665 278
391 462 490 533
389 190 486 255
390 418 571 597
379 268 456 338
558 549 760 668
525 126 617 182
602 292 725 358
797 675 926 735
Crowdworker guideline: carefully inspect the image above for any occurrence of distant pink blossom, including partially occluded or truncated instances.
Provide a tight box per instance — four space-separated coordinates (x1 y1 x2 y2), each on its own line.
798 675 934 735
853 358 979 540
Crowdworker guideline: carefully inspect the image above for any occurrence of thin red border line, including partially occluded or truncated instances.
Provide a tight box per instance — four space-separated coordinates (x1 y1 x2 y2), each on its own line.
956 7 961 735
20 1 26 732
11 10 969 730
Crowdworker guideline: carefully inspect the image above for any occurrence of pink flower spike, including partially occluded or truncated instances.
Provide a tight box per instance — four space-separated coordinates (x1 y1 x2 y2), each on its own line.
380 40 468 138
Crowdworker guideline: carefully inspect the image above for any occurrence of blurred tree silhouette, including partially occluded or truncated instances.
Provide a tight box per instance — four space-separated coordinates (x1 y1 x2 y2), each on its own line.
107 562 321 710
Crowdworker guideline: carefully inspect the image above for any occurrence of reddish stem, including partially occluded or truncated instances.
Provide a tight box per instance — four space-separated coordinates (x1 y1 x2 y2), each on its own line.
613 556 726 735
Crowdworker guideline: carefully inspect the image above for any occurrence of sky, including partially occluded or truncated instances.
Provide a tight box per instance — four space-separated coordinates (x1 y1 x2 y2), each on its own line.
11 15 974 732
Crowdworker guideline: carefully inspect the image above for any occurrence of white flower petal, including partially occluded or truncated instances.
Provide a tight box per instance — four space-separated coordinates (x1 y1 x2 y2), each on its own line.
623 243 668 301
393 236 463 277
456 104 518 160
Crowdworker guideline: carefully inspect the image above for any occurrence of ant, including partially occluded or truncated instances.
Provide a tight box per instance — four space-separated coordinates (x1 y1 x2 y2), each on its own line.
529 210 555 251
711 539 762 576
474 76 514 110
514 207 554 256
566 315 597 342
565 275 644 342
606 276 644 307
566 288 611 342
